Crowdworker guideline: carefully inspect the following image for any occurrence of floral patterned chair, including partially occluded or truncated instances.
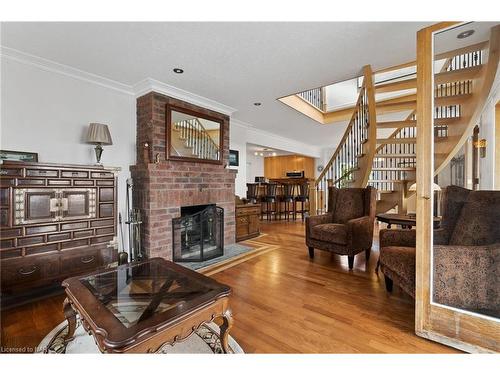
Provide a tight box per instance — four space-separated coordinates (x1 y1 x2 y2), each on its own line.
306 186 377 269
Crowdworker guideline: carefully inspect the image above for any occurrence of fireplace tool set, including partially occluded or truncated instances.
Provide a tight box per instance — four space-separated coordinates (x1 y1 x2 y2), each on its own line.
122 177 143 262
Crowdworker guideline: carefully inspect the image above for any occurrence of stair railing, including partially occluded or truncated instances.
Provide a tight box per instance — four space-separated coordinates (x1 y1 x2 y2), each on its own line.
297 87 325 111
174 118 220 160
313 65 376 214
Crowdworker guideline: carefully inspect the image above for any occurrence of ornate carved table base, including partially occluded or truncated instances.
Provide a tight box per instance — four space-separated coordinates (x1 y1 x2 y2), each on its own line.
61 258 234 354
63 298 77 343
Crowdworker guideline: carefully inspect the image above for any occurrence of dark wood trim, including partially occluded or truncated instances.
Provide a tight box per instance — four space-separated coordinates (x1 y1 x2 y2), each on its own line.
165 103 224 165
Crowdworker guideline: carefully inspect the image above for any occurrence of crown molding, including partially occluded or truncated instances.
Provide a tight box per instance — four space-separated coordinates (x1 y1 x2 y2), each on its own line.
230 118 255 128
1 46 239 116
0 46 134 95
133 78 237 116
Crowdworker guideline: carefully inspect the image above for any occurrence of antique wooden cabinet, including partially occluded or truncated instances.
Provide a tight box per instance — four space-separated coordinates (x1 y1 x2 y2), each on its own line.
235 204 260 242
0 161 119 296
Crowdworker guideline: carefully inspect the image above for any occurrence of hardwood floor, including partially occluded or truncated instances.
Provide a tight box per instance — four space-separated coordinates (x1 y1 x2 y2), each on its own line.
0 221 458 353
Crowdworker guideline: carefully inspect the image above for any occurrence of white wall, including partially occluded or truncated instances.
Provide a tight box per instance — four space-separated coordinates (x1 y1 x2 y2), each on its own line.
479 82 500 190
229 120 322 197
246 152 264 186
1 54 329 218
228 123 247 197
1 57 136 232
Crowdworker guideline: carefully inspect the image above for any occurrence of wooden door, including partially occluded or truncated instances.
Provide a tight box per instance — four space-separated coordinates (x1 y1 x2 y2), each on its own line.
416 22 500 353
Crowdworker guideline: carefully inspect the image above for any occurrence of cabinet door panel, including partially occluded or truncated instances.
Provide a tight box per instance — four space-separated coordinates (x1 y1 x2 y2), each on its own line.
0 208 9 227
0 187 9 205
236 216 249 238
25 192 55 220
61 189 96 220
249 215 260 235
14 189 58 225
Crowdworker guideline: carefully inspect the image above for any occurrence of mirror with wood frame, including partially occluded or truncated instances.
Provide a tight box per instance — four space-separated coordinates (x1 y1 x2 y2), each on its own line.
432 22 500 321
414 21 499 353
166 105 223 164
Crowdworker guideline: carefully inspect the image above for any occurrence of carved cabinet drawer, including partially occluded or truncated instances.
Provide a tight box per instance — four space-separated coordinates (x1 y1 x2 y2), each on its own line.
26 169 58 177
1 255 59 287
60 248 99 274
0 168 22 177
236 206 260 217
61 171 89 178
91 171 114 179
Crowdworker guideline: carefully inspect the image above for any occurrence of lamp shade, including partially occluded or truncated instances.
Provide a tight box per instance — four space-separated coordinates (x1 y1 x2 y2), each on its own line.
408 182 441 192
86 123 113 145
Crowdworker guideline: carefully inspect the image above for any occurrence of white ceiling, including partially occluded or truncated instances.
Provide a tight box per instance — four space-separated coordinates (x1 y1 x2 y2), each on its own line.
1 22 434 147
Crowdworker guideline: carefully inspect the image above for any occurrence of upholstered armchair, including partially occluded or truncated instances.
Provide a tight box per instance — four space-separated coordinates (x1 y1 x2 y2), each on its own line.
306 186 377 269
379 186 500 316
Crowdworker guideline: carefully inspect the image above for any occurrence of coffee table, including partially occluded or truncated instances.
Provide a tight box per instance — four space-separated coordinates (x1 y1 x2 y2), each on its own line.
61 257 233 353
376 213 441 229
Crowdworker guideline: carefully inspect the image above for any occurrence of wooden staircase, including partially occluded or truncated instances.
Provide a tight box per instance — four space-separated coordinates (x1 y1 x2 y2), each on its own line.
313 25 499 215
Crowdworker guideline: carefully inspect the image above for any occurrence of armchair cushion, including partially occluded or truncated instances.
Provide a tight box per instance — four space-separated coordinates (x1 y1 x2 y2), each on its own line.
449 191 500 246
433 243 500 316
311 223 347 245
332 188 365 224
380 228 416 248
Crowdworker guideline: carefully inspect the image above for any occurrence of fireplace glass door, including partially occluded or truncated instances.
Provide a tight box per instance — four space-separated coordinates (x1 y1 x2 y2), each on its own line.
172 205 223 262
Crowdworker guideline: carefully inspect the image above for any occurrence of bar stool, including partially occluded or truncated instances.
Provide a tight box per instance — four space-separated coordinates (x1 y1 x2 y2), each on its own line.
280 183 296 221
246 183 260 204
261 183 278 221
294 182 310 222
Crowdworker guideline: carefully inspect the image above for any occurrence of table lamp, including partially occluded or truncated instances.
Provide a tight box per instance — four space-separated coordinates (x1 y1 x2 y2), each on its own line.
86 123 113 164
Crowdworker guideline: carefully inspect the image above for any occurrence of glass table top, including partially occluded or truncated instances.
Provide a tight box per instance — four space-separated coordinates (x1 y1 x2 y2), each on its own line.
80 260 227 328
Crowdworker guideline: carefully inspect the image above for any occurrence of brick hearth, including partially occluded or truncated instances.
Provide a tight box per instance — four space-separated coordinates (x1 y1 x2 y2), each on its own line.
130 92 236 260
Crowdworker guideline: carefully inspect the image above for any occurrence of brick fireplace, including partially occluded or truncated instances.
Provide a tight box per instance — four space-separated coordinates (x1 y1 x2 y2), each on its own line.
130 92 236 260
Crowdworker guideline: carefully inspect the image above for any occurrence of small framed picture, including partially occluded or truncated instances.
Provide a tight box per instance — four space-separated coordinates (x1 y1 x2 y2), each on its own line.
0 150 38 163
229 150 239 167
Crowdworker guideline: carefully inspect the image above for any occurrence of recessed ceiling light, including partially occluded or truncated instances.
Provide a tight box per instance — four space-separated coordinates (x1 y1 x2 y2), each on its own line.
272 152 277 156
253 102 262 106
173 68 184 74
254 152 258 156
457 30 475 39
259 152 264 156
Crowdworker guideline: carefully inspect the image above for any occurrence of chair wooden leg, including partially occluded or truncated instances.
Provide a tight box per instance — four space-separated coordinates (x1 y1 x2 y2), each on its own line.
384 275 393 292
365 248 371 261
348 255 354 269
308 247 314 259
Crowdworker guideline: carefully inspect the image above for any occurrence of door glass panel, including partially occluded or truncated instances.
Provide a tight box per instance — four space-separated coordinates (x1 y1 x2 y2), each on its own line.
432 22 500 319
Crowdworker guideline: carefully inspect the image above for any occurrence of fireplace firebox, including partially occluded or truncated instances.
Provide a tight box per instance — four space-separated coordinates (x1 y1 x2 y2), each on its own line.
172 204 224 262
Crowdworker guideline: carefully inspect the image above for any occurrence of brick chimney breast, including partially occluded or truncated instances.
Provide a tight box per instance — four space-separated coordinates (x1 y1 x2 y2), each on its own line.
130 92 236 260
